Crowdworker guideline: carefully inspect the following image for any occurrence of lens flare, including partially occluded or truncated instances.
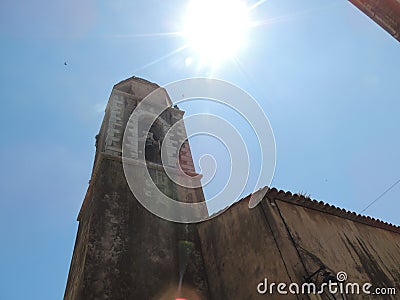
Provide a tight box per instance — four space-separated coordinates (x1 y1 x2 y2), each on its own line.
182 0 250 64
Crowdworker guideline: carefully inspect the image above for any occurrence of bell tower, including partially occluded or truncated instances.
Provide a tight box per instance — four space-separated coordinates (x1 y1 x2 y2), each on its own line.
64 77 209 300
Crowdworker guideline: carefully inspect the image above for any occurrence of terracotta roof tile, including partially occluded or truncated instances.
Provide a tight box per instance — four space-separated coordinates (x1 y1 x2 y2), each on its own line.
255 187 400 234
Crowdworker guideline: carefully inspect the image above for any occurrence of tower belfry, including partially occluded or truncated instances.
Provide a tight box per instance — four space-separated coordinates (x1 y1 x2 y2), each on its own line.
64 77 209 299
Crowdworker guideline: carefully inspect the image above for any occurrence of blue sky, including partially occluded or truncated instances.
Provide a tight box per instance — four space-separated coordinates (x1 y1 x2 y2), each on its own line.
0 0 399 299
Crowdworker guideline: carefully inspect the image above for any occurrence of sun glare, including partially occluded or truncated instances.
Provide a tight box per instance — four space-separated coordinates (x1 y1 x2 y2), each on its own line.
182 0 250 65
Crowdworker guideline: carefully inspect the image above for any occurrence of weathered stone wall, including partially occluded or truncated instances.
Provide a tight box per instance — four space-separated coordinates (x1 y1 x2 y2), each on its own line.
276 198 400 299
197 199 296 300
197 191 400 299
65 156 209 300
66 170 400 299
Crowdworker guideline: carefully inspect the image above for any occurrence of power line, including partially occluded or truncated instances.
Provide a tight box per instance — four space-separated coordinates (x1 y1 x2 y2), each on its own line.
360 178 400 214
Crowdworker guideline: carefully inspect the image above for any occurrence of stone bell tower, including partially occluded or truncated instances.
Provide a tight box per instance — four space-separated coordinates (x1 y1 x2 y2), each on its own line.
64 77 209 299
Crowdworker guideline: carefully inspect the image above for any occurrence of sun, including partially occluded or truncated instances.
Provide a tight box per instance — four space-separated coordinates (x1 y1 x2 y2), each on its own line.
182 0 250 65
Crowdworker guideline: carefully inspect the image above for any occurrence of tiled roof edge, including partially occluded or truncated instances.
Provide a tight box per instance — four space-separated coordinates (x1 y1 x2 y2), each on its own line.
262 187 400 234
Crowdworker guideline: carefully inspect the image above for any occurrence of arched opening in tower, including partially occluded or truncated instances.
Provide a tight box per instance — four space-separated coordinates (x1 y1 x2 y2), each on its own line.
138 119 164 164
